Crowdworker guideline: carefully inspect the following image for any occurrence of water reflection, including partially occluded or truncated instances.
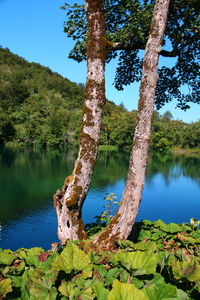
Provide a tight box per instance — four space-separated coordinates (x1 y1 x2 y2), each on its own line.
0 148 199 250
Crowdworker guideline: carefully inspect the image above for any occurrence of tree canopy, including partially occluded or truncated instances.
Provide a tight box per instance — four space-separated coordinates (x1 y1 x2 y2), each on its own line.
63 0 200 110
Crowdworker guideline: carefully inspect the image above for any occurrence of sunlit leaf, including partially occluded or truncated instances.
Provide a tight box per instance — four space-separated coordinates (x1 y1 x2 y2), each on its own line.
0 250 15 265
172 258 200 281
108 280 147 300
92 281 109 300
110 251 157 274
59 280 94 299
144 273 177 299
0 278 12 298
51 244 91 277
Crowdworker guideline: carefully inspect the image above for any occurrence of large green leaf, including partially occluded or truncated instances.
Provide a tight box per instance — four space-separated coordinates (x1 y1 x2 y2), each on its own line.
92 281 109 300
59 281 80 298
144 273 177 300
177 232 199 245
134 241 158 251
105 267 123 286
108 280 148 300
0 278 12 297
138 229 152 240
0 250 15 265
51 244 91 277
172 259 200 282
110 251 157 274
152 220 167 228
118 240 157 251
176 289 190 300
59 280 94 299
147 220 182 234
16 247 44 267
2 260 25 276
8 275 22 288
162 223 182 234
29 286 57 300
28 269 57 300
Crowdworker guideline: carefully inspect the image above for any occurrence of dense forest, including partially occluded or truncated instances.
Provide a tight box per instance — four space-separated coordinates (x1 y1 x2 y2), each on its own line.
0 47 199 151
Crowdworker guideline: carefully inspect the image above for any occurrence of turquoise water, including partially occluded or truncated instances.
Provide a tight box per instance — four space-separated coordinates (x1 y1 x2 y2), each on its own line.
0 148 199 250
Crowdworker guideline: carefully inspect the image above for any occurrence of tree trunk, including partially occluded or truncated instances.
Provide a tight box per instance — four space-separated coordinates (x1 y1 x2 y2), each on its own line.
93 0 170 249
54 0 107 244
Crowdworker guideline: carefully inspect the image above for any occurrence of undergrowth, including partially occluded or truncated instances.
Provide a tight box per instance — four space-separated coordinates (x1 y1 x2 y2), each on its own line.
0 218 200 299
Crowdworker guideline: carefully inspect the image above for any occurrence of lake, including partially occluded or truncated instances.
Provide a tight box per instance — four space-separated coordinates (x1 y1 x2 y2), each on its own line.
0 148 199 250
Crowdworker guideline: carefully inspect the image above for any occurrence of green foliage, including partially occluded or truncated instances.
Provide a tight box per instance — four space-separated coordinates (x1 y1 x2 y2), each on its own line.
0 47 84 148
0 48 199 151
0 220 199 299
109 279 148 300
63 0 199 110
0 278 12 298
51 243 92 278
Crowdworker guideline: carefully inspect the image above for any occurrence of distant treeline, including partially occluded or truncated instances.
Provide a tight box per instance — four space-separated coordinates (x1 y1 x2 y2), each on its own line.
0 47 199 151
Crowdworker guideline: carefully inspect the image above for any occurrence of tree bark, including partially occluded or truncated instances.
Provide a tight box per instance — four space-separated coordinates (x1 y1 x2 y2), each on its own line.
93 0 171 249
54 0 107 243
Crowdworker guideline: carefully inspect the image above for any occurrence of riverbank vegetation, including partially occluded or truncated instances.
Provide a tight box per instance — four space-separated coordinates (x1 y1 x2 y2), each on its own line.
0 48 199 152
0 219 199 299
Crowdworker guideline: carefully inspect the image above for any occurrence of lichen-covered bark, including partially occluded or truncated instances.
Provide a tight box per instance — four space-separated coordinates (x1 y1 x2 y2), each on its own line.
54 0 107 243
93 0 170 249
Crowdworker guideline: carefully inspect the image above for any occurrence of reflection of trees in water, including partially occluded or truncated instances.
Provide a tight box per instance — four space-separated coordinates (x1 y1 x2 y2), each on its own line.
146 153 200 186
179 155 200 185
0 148 199 225
0 147 16 167
0 148 76 224
92 151 129 187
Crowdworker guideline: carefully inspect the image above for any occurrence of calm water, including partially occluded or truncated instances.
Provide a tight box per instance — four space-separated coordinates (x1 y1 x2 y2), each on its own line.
0 148 199 250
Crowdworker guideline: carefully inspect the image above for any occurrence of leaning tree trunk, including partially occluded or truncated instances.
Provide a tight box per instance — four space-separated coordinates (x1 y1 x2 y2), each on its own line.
93 0 170 249
54 0 107 243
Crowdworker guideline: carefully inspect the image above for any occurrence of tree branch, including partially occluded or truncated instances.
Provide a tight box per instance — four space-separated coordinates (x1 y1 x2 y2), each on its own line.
110 41 179 57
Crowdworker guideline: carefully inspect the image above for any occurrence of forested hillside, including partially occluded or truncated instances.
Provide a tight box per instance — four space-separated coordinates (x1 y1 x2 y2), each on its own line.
0 47 199 151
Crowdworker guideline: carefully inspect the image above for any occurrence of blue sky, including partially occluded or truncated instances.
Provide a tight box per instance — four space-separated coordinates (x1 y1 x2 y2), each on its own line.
0 0 199 123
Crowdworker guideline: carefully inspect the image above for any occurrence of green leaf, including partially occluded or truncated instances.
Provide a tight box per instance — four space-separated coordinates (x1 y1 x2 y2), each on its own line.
157 252 175 271
177 233 198 244
133 241 157 251
8 275 22 288
0 278 12 298
172 258 200 281
105 267 123 285
59 281 94 299
111 251 157 275
27 269 57 300
30 286 57 300
138 230 152 240
176 289 190 300
78 288 94 300
2 260 25 276
0 250 15 265
51 244 91 277
144 273 177 300
108 280 148 300
17 247 44 266
153 220 167 228
92 281 109 300
117 240 157 251
58 281 78 297
93 264 108 280
162 223 182 233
